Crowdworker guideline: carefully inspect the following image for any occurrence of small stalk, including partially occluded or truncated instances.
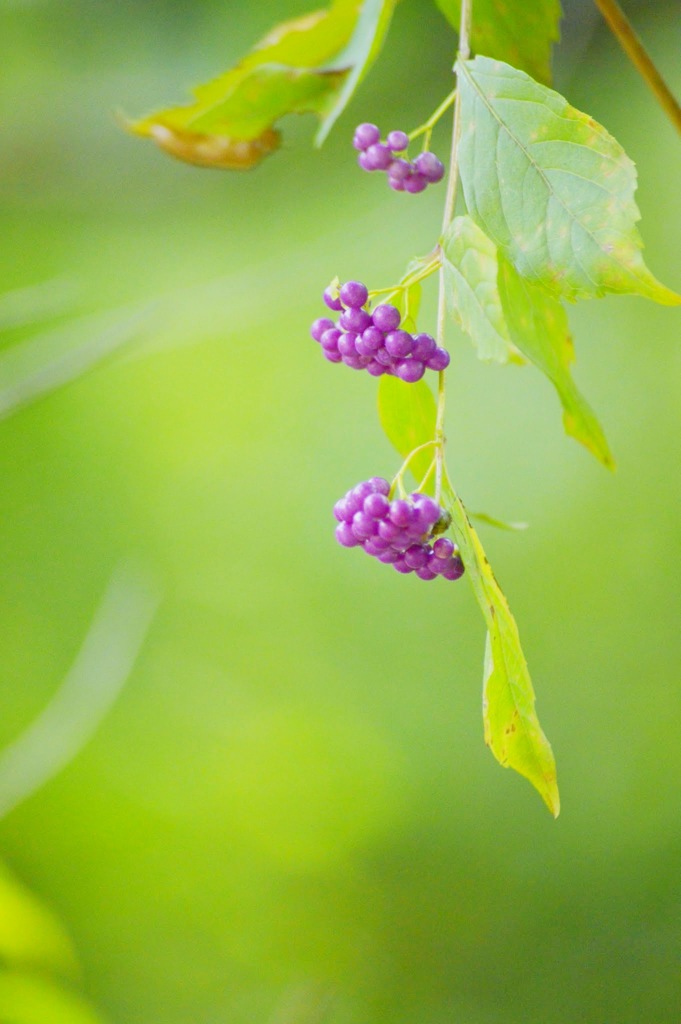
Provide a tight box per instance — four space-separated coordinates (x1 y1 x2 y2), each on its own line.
408 88 457 145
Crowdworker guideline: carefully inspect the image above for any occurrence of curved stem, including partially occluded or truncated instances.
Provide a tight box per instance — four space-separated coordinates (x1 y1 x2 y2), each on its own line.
594 0 681 135
392 440 438 491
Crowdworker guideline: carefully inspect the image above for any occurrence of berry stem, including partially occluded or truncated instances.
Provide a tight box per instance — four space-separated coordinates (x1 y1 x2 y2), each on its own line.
407 88 457 145
434 0 472 500
391 440 439 495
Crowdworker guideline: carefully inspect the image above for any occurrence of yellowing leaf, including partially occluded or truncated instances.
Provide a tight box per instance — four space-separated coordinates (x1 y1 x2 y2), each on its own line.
435 0 561 84
442 215 514 363
128 0 396 168
457 56 681 305
497 252 614 468
377 376 437 486
444 486 560 816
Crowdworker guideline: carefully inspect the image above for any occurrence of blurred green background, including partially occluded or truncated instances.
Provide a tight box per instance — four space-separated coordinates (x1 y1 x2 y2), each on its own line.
0 1 679 1021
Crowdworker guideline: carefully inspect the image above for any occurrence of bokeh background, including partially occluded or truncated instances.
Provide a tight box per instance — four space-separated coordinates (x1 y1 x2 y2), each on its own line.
0 1 679 1021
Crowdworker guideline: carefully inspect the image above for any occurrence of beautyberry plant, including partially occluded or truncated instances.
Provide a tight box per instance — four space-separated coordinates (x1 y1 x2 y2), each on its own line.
126 0 681 816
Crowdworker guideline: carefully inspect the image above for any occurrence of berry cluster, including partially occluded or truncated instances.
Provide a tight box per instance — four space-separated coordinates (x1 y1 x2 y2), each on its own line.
353 123 445 194
334 478 465 582
311 280 450 382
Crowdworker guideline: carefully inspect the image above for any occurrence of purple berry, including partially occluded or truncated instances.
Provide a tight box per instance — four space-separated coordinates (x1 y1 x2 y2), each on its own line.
388 176 406 192
323 349 342 363
393 558 414 574
311 317 334 342
433 537 454 560
396 359 425 383
369 477 390 495
338 332 358 357
353 123 381 151
352 511 377 541
333 499 348 522
336 522 359 547
405 173 428 194
342 355 364 369
377 549 401 564
374 346 394 367
388 158 411 181
352 481 375 501
416 565 438 581
415 497 441 528
358 152 375 171
389 500 412 528
364 538 389 556
404 544 429 569
340 307 372 333
340 280 369 309
427 347 451 371
386 130 409 152
414 151 445 183
363 143 392 170
360 326 384 351
441 557 465 581
323 287 343 312
371 304 401 332
366 359 386 376
412 333 436 361
364 492 390 519
378 519 400 542
384 330 413 359
320 328 341 352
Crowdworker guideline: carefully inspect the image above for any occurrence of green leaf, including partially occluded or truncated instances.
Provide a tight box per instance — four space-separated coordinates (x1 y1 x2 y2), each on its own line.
442 215 514 363
444 486 560 816
497 252 614 468
470 511 528 531
316 0 398 144
456 56 681 305
128 0 396 168
434 0 561 84
377 376 437 486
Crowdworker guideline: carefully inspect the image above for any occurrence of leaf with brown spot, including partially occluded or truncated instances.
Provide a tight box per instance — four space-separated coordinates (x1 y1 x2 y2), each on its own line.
126 0 397 169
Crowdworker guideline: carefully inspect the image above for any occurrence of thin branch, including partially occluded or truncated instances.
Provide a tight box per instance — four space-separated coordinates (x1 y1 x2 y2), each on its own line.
0 563 160 820
594 0 681 135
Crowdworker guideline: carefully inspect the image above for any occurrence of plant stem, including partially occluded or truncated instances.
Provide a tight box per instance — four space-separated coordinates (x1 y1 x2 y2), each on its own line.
434 0 472 499
594 0 681 135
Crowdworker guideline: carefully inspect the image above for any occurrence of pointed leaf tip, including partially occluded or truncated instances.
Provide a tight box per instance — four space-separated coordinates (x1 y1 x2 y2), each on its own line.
446 489 560 816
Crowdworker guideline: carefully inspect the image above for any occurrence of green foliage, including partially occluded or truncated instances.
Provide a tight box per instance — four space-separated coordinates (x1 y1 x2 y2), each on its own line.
128 0 396 167
316 0 398 144
377 376 437 486
444 215 612 465
434 0 561 84
497 253 614 468
442 215 515 363
456 56 681 305
443 486 559 816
